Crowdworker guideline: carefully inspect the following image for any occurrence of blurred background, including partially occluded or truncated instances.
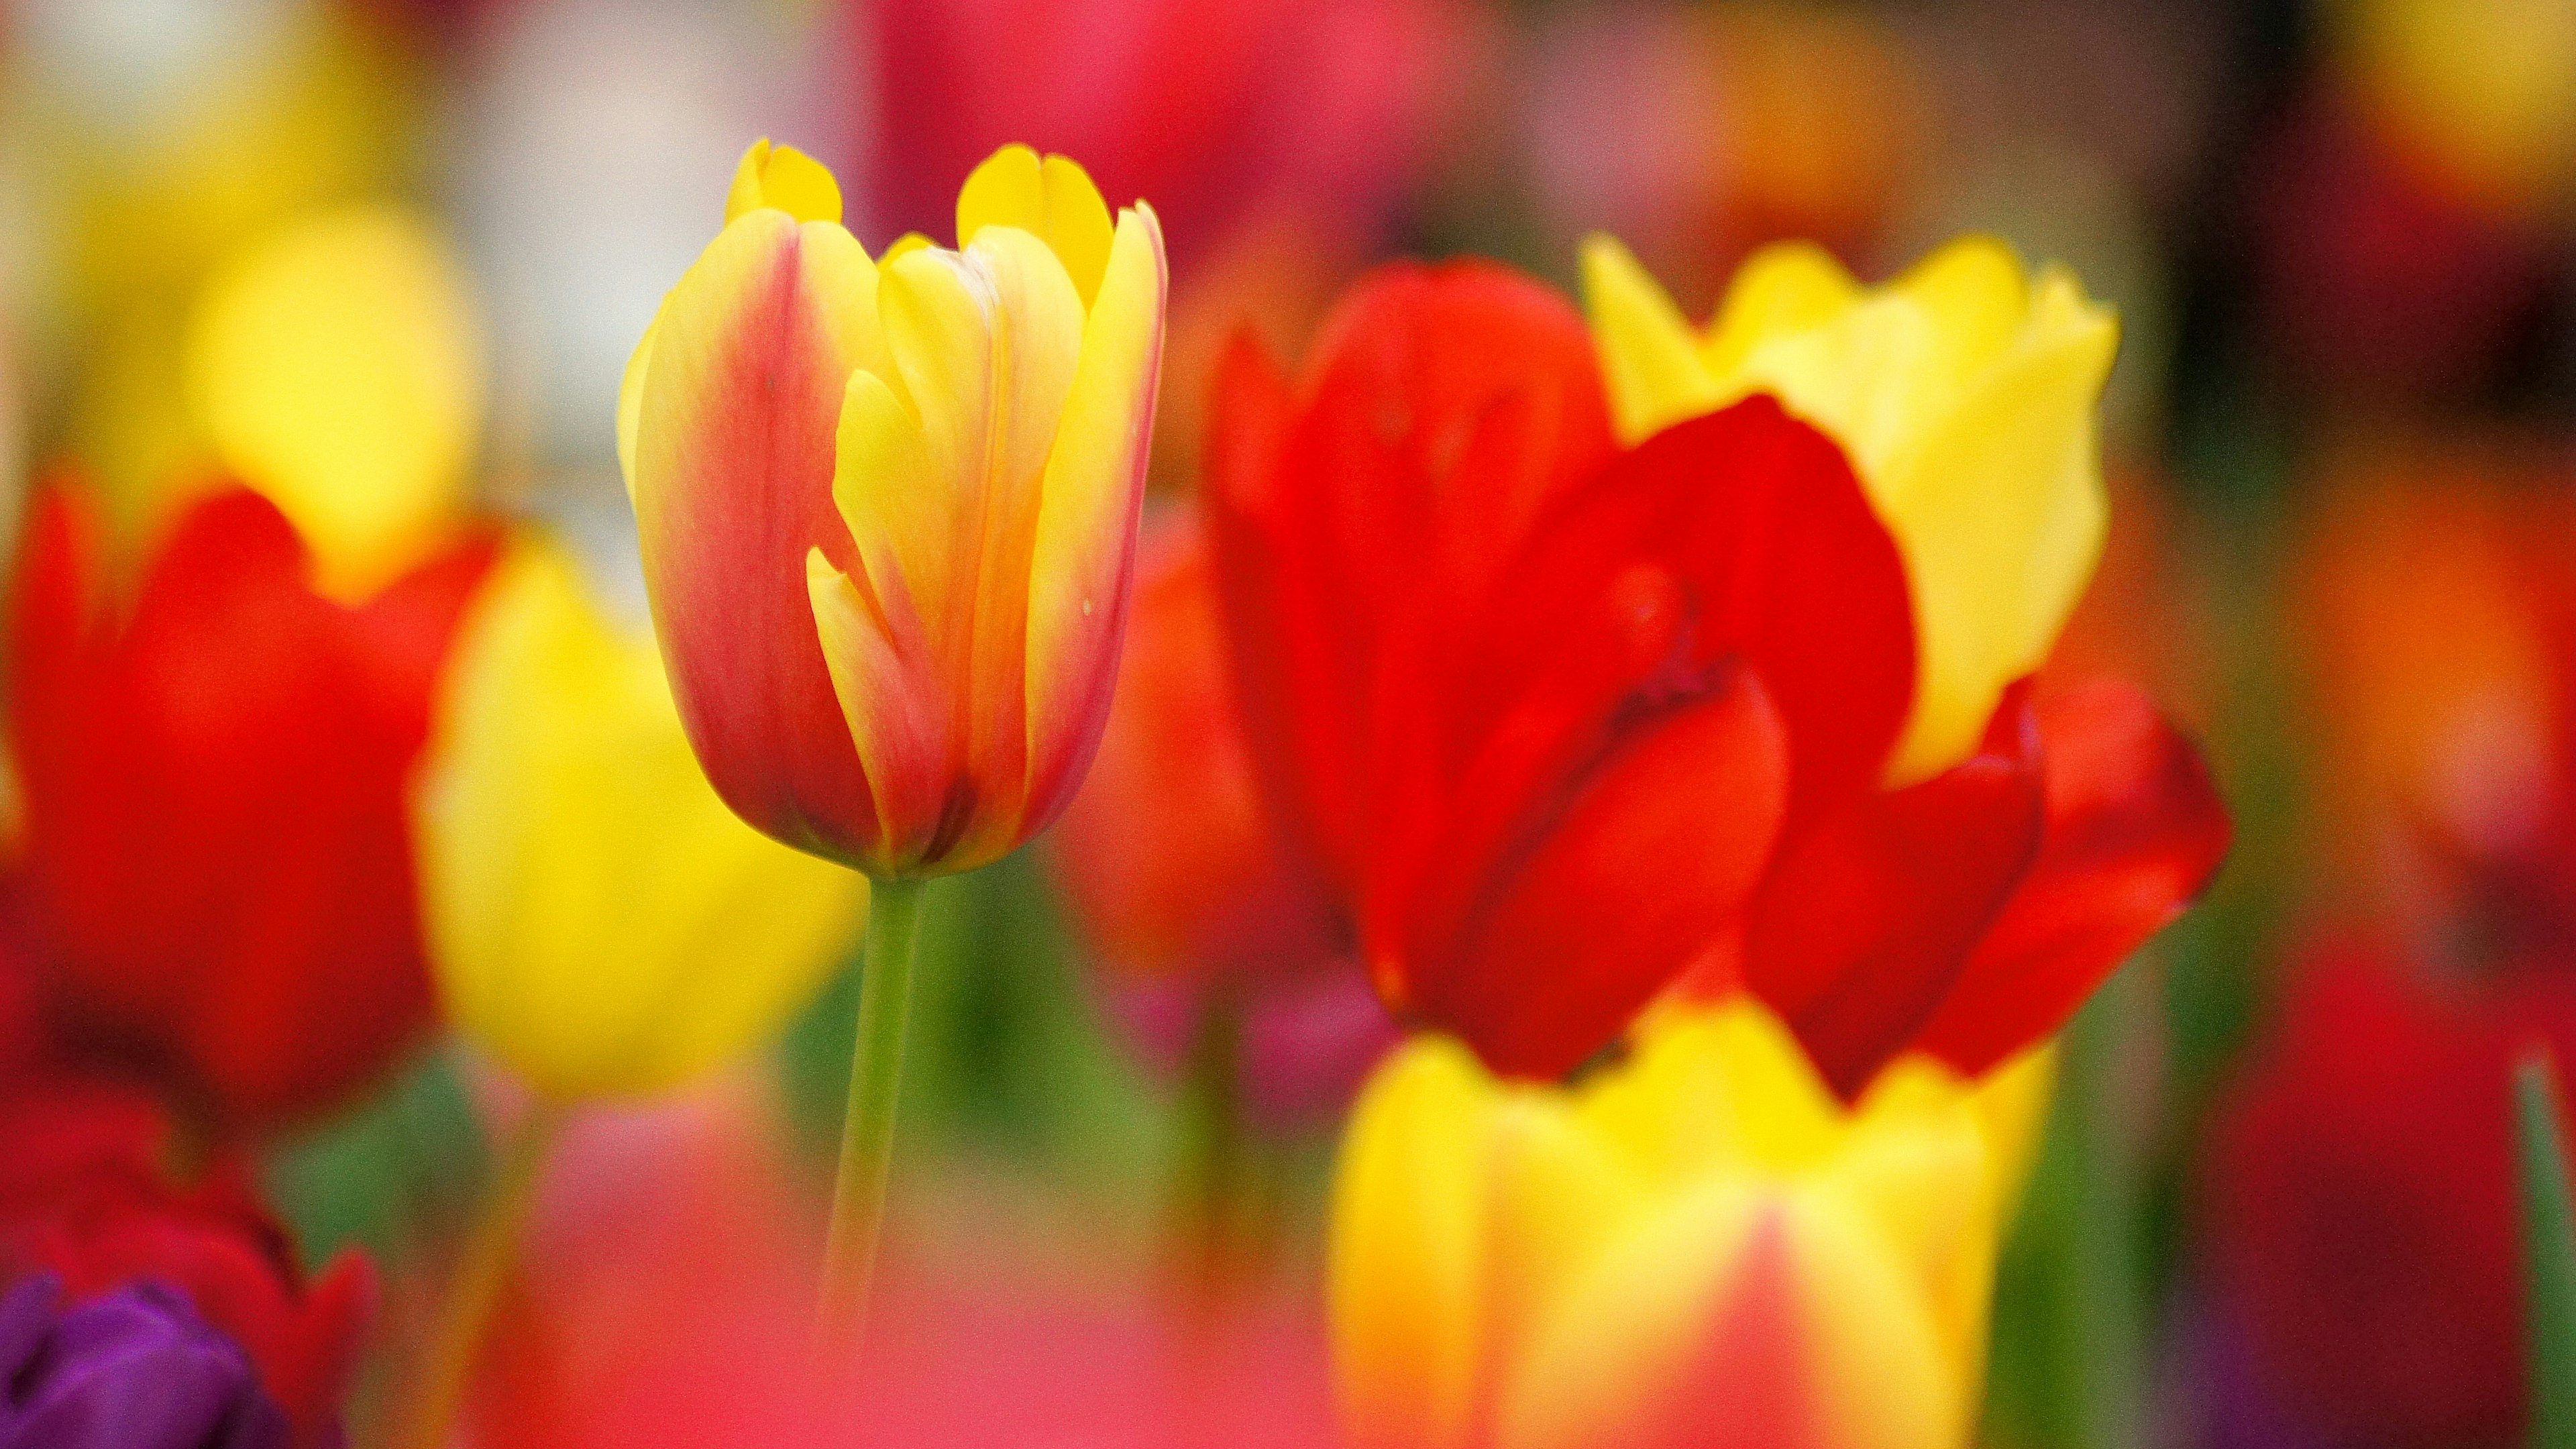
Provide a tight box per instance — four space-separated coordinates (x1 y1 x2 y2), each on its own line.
0 0 2571 1444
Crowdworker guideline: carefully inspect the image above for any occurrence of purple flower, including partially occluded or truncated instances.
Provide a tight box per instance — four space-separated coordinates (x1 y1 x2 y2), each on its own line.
0 1273 292 1449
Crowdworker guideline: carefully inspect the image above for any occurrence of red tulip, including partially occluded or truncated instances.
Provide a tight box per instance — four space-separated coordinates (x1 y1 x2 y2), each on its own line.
1048 506 1397 1122
0 1076 375 1447
470 1093 1342 1448
7 484 496 1132
1207 261 2228 1086
2202 945 2573 1444
1049 507 1338 987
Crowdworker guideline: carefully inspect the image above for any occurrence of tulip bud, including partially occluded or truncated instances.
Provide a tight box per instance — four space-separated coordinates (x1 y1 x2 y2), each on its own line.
621 140 1168 877
416 544 867 1100
1330 1000 2053 1449
1580 235 2117 786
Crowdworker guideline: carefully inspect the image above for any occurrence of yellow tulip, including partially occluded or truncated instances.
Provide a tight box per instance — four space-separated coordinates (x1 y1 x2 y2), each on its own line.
416 543 867 1100
1330 999 2052 1449
187 205 485 598
1580 234 2118 786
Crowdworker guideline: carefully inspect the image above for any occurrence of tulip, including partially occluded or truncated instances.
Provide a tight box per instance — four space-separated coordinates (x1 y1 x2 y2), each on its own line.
1208 257 2226 1088
416 543 868 1102
2202 946 2576 1444
1049 507 1337 989
622 136 1165 1330
0 1077 375 1446
2291 446 2576 953
1580 232 2116 786
1329 998 2053 1449
0 1275 292 1449
6 484 496 1132
623 138 1166 877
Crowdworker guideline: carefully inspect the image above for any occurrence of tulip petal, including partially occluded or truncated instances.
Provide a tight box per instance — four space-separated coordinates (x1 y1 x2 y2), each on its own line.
631 209 884 862
725 138 843 225
808 549 955 868
1375 659 1790 1081
1743 690 2046 1099
1915 680 2230 1076
1462 398 1917 823
1695 241 1867 384
1204 262 1617 897
955 144 1116 308
1332 1038 1497 1449
1020 206 1169 839
1869 268 2116 783
616 301 663 501
1578 235 1722 446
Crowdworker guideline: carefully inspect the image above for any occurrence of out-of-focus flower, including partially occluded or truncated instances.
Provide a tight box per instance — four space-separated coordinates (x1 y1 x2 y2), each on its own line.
184 205 485 598
7 484 496 1132
0 1274 292 1449
2292 450 2576 950
2329 0 2576 217
1581 233 2116 786
1523 3 1925 313
0 1080 374 1446
853 0 1470 277
2246 97 2554 407
416 543 867 1101
622 140 1167 877
9 0 422 513
1330 998 2053 1449
1049 505 1393 1119
2201 945 2575 1446
466 1089 1342 1448
1051 508 1334 987
1210 258 2224 1087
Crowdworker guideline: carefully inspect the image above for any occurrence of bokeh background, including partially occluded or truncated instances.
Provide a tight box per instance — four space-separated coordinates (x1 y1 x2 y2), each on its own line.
1 0 2571 1444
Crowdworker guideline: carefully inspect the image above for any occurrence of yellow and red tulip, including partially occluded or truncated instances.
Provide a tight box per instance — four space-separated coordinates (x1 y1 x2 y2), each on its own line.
619 140 1169 877
1330 998 2053 1449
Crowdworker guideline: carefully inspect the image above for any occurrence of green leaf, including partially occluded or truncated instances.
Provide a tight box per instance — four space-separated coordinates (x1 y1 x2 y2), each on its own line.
2517 1051 2576 1449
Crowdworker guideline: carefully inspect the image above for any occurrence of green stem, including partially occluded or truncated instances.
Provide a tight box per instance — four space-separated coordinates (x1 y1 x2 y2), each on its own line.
393 1099 566 1449
819 873 930 1343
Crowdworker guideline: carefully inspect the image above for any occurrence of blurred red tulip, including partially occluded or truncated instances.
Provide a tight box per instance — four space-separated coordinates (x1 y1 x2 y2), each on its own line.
2249 96 2554 406
0 1077 375 1448
1207 262 2228 1088
1049 506 1395 1122
1050 508 1337 989
2294 452 2576 956
855 0 1473 274
2202 945 2575 1445
7 484 496 1132
472 1093 1340 1448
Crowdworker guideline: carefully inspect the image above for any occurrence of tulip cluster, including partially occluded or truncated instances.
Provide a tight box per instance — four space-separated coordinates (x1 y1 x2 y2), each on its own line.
0 38 2241 1443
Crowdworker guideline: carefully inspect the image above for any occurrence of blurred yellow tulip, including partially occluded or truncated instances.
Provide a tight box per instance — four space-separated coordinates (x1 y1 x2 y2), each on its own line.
1581 234 2117 786
1330 1000 2052 1449
186 205 484 598
417 543 867 1101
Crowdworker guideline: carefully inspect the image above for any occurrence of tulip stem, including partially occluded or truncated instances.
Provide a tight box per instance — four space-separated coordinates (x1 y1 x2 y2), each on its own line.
819 872 930 1345
394 1098 567 1449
